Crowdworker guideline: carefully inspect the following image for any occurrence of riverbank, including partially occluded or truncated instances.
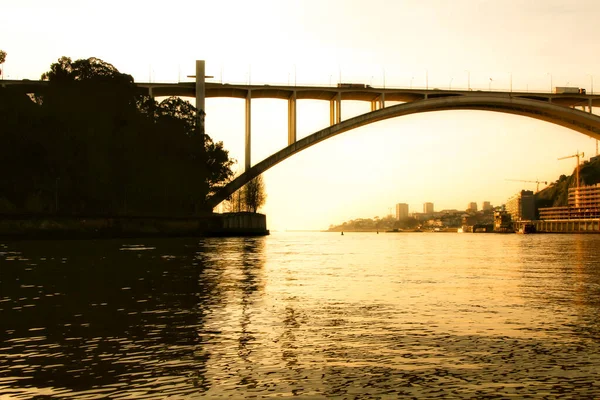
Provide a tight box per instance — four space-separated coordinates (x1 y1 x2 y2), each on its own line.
0 212 269 239
327 227 458 233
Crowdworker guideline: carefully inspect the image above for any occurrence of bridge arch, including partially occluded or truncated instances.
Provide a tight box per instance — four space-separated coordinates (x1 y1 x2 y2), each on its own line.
207 96 600 208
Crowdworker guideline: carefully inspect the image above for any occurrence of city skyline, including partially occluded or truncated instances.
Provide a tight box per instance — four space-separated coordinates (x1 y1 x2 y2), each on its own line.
3 0 600 230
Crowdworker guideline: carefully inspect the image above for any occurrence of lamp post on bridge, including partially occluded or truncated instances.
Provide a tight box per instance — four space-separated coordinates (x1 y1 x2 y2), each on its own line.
465 70 470 91
410 76 414 89
547 72 553 93
449 77 453 90
589 74 594 95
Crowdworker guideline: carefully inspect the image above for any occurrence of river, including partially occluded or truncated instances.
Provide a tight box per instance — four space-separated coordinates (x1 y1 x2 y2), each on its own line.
1 232 599 398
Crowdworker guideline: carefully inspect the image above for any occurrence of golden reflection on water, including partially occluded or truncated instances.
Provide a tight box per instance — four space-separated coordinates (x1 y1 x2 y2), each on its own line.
1 233 600 398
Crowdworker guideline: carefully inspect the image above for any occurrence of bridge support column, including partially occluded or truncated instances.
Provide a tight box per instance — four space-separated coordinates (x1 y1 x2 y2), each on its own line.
245 90 252 171
330 100 335 125
336 92 341 124
329 92 342 125
195 60 206 133
288 91 297 145
370 94 386 111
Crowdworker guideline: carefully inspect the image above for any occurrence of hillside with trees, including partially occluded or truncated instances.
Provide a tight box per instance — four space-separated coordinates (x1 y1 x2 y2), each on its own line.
535 155 600 211
0 56 234 216
327 215 420 232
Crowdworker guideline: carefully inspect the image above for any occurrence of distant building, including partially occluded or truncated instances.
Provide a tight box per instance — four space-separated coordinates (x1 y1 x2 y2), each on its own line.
506 190 535 221
482 201 492 211
396 203 409 220
494 210 513 232
423 202 434 214
467 202 478 212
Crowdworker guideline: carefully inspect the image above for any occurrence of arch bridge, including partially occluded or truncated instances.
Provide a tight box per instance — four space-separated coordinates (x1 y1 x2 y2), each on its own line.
137 62 600 209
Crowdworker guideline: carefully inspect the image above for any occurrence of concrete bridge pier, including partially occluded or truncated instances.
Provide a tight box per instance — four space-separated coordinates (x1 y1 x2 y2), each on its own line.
245 90 252 171
330 93 342 125
370 94 386 111
288 91 297 145
195 60 205 132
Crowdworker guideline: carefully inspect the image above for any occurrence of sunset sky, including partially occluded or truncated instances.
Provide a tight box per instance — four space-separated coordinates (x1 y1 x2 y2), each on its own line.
2 0 600 230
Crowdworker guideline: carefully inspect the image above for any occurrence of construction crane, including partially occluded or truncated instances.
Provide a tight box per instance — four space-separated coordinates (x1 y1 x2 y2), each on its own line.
558 151 584 190
505 179 548 192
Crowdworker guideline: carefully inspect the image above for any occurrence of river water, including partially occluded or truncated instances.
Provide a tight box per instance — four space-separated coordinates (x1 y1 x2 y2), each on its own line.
1 232 599 398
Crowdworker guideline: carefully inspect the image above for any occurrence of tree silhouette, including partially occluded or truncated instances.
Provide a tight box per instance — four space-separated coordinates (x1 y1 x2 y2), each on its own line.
0 56 235 216
0 50 6 78
243 175 266 213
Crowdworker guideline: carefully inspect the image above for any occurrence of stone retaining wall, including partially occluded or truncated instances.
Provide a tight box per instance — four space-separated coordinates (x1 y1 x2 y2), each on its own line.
0 213 268 239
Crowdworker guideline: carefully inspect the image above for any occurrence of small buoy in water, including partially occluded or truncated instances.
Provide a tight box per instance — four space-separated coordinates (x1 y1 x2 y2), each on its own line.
341 232 344 235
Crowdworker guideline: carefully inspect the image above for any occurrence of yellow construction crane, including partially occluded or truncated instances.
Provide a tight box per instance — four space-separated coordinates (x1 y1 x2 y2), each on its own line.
505 179 548 192
558 151 584 190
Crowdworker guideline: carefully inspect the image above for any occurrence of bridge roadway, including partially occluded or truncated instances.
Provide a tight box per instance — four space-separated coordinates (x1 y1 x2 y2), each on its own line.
4 79 600 209
3 78 600 111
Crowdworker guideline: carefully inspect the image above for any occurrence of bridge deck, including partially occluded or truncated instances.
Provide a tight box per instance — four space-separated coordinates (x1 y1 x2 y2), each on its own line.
2 80 599 108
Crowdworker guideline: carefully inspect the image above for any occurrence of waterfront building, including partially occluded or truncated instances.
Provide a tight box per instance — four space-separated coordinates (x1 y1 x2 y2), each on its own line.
506 190 535 221
423 202 434 215
395 203 409 220
539 184 600 220
467 202 478 213
494 210 513 232
482 201 492 211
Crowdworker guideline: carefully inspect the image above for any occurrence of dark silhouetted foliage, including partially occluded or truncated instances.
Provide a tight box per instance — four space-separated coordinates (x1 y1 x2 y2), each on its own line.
0 56 234 216
225 175 266 213
243 175 266 213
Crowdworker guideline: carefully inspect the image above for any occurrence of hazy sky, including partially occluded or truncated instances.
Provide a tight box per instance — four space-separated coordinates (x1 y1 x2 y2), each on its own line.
3 0 600 230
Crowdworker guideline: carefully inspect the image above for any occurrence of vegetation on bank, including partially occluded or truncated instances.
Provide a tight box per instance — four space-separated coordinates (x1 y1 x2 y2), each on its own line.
328 215 420 232
0 56 235 216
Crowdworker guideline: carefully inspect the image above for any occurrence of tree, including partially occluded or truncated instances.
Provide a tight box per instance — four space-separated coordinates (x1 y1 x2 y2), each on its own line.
243 174 266 213
225 189 244 213
0 50 6 78
0 56 236 216
223 174 266 213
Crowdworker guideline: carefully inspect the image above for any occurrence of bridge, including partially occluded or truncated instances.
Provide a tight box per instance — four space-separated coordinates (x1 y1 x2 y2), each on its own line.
4 60 600 209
